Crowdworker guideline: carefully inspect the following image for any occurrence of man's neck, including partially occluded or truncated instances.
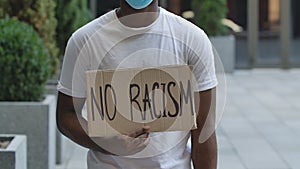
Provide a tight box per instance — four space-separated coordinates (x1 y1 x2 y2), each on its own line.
116 0 159 28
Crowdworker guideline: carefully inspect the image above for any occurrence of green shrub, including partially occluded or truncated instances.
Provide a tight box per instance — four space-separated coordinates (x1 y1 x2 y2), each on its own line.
55 0 92 58
0 18 51 101
0 0 59 75
191 0 228 36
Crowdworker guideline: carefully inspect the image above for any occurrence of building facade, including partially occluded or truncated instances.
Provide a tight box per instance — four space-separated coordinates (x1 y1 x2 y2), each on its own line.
89 0 299 68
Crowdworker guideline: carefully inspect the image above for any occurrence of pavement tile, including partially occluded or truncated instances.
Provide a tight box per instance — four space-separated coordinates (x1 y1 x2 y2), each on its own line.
221 116 261 139
281 152 300 169
242 109 280 124
55 165 67 169
230 138 289 169
270 107 300 121
217 131 234 151
257 123 300 153
284 120 300 135
218 150 246 169
67 160 87 169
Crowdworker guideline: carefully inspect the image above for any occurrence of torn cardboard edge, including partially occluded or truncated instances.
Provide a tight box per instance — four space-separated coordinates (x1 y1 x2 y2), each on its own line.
86 65 197 137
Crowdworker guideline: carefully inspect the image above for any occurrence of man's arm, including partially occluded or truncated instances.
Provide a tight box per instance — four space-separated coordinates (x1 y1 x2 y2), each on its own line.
56 91 112 153
192 88 218 169
56 91 150 155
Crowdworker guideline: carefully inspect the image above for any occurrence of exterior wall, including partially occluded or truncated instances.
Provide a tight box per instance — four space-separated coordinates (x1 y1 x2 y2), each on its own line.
89 0 299 68
292 0 300 37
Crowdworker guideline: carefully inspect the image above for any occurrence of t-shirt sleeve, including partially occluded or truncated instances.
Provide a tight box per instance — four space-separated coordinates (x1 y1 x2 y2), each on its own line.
57 35 88 98
188 29 218 92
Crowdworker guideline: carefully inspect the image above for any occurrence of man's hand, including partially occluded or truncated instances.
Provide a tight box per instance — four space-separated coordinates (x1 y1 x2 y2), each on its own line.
93 126 151 156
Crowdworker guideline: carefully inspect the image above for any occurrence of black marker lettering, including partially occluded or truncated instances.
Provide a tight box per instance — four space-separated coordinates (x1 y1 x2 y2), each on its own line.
152 82 161 118
104 84 117 121
160 83 167 117
167 81 179 117
90 87 104 120
130 84 142 121
180 80 194 116
143 84 154 120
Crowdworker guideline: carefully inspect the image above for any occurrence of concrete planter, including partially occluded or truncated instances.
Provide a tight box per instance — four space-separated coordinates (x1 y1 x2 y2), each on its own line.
210 35 236 73
0 135 27 169
46 82 75 165
0 95 56 169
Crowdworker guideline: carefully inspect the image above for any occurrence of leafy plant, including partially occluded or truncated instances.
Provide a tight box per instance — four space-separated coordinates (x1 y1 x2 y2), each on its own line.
55 0 92 58
0 0 59 75
0 18 51 101
191 0 228 36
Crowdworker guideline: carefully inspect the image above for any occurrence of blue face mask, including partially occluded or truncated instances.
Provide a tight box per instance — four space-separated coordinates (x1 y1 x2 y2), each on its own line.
125 0 154 9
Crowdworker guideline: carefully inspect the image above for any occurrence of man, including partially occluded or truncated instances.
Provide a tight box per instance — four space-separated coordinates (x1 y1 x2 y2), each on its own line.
56 0 218 168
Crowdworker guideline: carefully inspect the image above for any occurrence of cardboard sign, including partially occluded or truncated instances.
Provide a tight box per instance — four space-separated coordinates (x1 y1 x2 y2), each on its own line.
86 65 197 137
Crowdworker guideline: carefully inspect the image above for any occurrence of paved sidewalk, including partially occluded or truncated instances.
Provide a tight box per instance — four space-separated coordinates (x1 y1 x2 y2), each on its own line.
56 69 300 169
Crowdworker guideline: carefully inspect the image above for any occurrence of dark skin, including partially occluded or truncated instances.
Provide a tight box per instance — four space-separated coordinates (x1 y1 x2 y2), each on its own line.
116 0 159 27
56 92 150 155
56 0 217 168
192 88 218 169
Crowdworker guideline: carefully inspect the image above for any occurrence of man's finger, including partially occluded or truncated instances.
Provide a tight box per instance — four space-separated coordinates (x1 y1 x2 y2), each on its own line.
128 126 150 138
136 132 149 138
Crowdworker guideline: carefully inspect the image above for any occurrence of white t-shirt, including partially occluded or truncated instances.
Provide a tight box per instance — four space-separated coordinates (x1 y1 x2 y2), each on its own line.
58 7 217 169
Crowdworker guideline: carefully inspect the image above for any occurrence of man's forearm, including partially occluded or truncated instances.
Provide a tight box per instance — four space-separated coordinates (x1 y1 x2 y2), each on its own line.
191 131 218 169
56 92 111 154
192 89 217 169
57 112 112 154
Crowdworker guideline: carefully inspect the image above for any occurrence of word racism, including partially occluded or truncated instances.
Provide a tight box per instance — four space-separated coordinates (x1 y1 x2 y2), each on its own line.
89 80 194 122
86 66 197 136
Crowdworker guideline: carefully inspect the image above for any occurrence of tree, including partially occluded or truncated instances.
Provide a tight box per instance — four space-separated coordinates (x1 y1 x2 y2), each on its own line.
191 0 228 36
0 0 59 75
55 0 92 58
0 18 51 101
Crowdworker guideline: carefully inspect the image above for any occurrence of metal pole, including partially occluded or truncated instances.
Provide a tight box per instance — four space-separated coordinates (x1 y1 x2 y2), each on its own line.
247 0 259 68
280 0 291 69
89 0 97 18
